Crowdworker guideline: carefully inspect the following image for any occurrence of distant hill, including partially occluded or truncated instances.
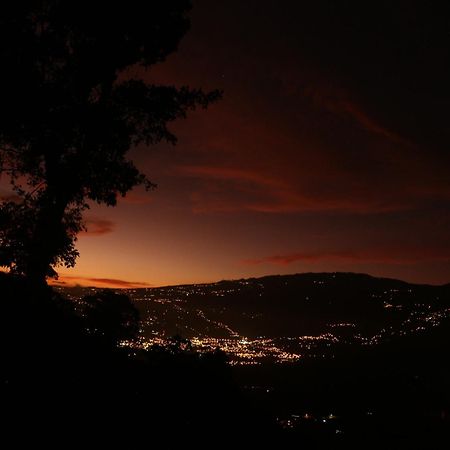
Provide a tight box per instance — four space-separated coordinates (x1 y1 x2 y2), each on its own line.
58 272 450 346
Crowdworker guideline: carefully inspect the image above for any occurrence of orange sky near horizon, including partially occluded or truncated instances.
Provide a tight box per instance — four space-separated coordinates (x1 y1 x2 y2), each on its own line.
3 1 450 289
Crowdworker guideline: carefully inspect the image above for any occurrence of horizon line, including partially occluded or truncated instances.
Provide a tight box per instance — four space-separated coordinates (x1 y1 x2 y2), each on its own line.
50 271 450 290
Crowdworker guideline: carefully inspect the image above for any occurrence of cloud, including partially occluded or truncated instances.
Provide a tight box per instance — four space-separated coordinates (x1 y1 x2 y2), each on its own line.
339 99 409 145
176 165 304 213
280 75 411 146
83 219 115 236
145 2 450 220
119 191 154 205
53 275 152 288
0 193 21 203
243 247 450 266
176 164 410 214
147 17 450 218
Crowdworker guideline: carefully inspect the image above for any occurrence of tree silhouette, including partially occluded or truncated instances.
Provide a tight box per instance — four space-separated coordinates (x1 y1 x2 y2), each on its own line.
81 290 140 346
0 1 220 283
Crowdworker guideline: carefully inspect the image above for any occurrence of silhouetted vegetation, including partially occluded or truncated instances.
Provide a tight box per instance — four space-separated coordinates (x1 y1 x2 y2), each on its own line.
80 290 140 346
0 273 267 442
0 2 267 443
0 1 220 284
2 270 450 445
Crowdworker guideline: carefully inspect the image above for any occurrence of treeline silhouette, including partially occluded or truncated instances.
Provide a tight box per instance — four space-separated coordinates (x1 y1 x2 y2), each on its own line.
0 273 275 443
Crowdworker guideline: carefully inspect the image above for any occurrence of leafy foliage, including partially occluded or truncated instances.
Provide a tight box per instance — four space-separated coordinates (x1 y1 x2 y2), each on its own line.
81 290 140 345
0 273 249 440
0 1 220 281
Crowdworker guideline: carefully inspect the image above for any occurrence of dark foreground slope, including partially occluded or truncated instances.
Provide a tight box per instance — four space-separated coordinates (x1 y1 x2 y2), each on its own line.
0 273 273 443
3 272 450 447
234 316 450 448
131 273 450 446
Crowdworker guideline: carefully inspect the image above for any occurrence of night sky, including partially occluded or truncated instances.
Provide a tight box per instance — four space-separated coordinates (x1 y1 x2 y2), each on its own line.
32 1 450 287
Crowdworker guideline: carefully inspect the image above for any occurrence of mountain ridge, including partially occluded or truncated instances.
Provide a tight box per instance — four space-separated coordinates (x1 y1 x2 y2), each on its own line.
143 272 450 290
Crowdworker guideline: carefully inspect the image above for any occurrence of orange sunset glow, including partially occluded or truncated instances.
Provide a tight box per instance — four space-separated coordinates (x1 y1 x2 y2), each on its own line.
3 1 450 288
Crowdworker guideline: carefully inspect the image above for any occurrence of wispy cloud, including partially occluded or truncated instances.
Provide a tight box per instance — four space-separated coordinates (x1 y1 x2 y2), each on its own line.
176 164 408 214
297 80 410 145
119 191 154 205
52 275 152 288
243 246 450 266
0 193 21 203
83 219 115 236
